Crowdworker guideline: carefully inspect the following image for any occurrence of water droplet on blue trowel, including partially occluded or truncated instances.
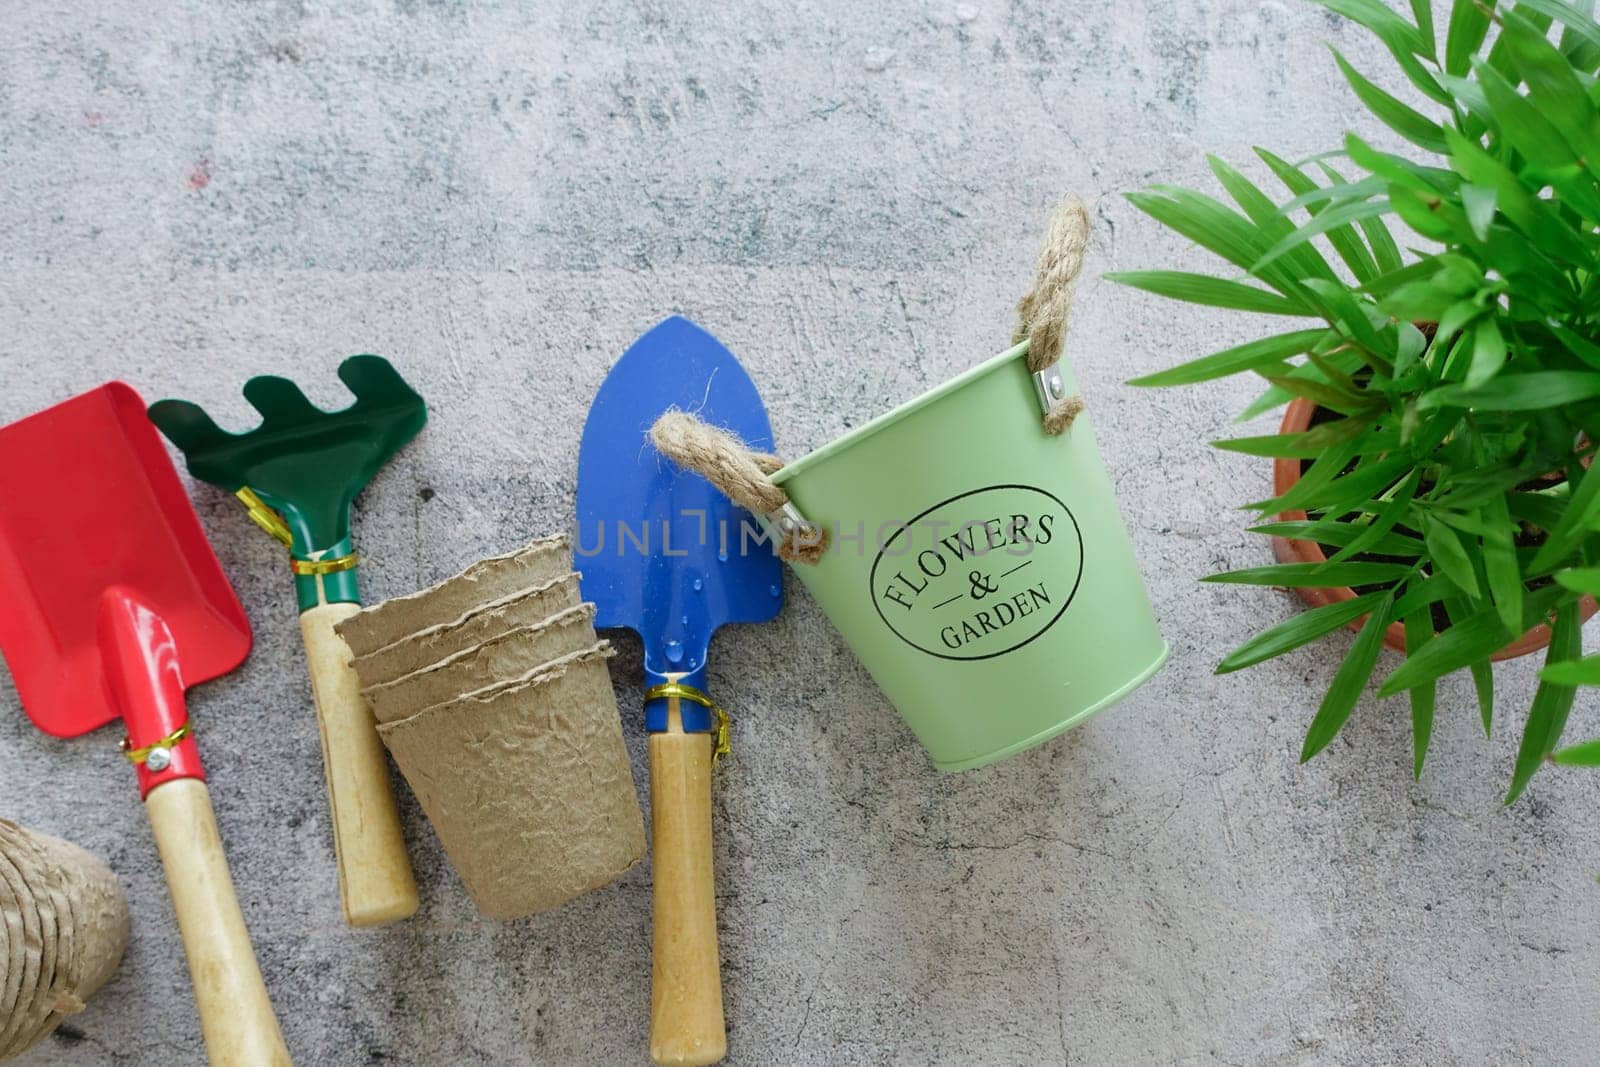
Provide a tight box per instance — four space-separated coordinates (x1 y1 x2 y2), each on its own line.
717 550 729 562
770 584 781 597
664 639 684 664
692 577 704 591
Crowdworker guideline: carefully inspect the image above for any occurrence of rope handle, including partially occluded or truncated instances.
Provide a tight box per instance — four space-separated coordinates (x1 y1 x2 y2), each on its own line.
650 195 1091 563
650 413 829 563
1015 195 1090 435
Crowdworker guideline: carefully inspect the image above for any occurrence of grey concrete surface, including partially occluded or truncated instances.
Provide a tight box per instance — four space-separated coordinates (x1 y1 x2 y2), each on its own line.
2 1 1597 1064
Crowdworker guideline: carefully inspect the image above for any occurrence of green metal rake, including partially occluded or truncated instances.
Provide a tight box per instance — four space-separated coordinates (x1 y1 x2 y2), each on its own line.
150 355 425 927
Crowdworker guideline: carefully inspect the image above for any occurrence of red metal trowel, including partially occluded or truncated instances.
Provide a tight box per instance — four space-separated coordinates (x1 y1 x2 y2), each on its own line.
0 383 291 1066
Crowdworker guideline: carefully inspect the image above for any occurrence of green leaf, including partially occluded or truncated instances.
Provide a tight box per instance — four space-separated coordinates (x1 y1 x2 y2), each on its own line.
1357 213 1404 278
1327 469 1422 564
1551 738 1600 765
1377 601 1512 697
1403 608 1437 778
1555 567 1600 594
1392 322 1428 381
1422 371 1600 411
1344 133 1452 194
1362 256 1441 299
1499 12 1600 163
1331 48 1448 153
1125 189 1267 275
1548 321 1600 371
1248 520 1425 556
1105 271 1308 315
1421 515 1482 597
1460 183 1496 242
1213 417 1384 458
1531 457 1600 573
1252 199 1395 274
1517 0 1600 50
1409 0 1435 54
1441 594 1498 735
1260 453 1412 516
1540 654 1600 685
1467 319 1508 388
1208 155 1340 287
1273 363 1363 412
1257 149 1385 284
1445 0 1492 76
1299 279 1393 368
1129 328 1331 387
1510 490 1572 536
1390 185 1462 242
1278 174 1389 213
1507 602 1583 803
1217 591 1389 674
1471 658 1495 735
1436 301 1481 344
1482 495 1524 633
1317 0 1450 104
1474 58 1581 169
1551 0 1600 66
1239 383 1296 421
1392 574 1455 616
1203 561 1415 587
1443 127 1596 264
1317 0 1431 55
1301 592 1395 762
1438 71 1492 122
1128 187 1327 305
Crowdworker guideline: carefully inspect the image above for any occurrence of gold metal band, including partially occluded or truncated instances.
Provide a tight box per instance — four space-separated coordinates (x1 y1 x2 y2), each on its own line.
119 722 192 765
235 487 292 547
236 488 360 576
643 681 731 763
289 553 360 577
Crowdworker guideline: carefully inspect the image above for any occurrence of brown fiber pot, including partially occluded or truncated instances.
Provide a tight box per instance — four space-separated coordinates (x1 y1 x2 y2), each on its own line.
1269 397 1597 659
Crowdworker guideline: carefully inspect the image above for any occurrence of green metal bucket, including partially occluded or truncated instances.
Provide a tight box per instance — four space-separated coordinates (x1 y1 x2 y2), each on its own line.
767 340 1167 771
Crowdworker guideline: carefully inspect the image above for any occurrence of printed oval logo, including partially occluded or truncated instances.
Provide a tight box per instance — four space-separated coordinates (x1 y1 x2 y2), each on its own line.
869 484 1083 661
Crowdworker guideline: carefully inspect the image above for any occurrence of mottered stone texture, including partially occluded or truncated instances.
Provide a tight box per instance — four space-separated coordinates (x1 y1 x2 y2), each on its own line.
1 1 1597 1064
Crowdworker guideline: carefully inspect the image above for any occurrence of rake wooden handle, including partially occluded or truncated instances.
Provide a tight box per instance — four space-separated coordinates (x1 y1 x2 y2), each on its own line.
145 777 292 1067
300 603 419 926
649 705 726 1067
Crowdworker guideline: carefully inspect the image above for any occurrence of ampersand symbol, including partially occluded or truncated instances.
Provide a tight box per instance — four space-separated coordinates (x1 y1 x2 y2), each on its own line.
968 570 998 599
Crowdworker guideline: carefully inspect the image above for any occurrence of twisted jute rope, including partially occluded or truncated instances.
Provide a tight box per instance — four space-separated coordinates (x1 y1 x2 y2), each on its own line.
650 412 830 564
1016 195 1089 435
648 195 1092 564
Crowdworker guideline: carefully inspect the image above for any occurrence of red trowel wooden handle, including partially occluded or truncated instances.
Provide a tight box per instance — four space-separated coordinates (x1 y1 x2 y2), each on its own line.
102 593 292 1066
146 780 293 1066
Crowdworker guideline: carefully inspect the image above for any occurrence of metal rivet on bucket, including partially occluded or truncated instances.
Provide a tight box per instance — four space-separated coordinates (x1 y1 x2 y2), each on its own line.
1031 367 1067 415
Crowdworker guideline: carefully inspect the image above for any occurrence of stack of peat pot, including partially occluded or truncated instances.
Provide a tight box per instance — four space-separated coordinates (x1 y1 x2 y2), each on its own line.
337 535 645 919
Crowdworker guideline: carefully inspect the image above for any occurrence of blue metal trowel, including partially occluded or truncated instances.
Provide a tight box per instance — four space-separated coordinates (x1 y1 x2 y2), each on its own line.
575 315 782 1067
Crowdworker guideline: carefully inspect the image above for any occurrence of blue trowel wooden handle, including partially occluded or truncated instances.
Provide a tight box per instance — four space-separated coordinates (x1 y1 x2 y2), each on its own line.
647 674 727 1066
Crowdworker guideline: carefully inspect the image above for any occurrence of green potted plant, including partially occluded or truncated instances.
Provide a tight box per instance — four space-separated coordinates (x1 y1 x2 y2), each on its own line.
1110 0 1600 801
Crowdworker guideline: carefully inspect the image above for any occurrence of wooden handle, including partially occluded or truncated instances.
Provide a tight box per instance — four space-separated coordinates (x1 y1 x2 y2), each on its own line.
648 702 726 1067
299 603 419 926
145 777 291 1067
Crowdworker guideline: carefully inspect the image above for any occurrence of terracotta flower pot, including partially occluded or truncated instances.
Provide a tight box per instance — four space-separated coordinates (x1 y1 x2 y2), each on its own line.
1269 397 1596 660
